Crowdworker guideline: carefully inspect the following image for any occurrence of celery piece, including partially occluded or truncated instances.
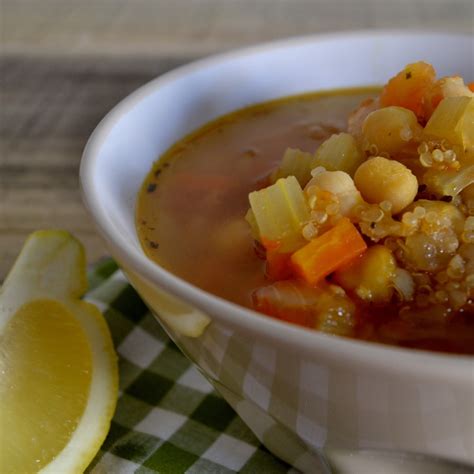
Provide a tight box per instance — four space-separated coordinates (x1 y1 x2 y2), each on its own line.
311 133 365 176
423 163 474 197
424 97 474 150
245 208 260 240
248 176 310 252
270 148 313 186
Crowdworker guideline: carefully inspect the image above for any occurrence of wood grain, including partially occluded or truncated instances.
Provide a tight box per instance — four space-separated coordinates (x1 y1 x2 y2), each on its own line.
0 57 190 278
1 0 472 279
3 0 473 57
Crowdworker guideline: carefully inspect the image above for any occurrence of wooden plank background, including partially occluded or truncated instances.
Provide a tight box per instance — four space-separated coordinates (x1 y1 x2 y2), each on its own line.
1 0 473 279
3 0 474 57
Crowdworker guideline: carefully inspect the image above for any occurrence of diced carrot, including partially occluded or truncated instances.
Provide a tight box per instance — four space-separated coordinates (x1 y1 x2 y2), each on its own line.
261 238 293 280
468 82 474 93
380 62 436 121
261 238 281 251
290 218 367 286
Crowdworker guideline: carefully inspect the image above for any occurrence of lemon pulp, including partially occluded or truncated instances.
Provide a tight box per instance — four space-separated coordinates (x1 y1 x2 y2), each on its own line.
1 299 92 472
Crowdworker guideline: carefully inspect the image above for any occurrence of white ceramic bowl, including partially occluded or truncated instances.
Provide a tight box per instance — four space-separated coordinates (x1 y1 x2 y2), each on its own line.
81 31 474 473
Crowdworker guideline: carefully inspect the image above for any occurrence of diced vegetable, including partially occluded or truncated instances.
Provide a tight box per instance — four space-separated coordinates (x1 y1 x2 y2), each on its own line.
290 218 367 285
265 250 293 281
252 280 324 327
305 170 363 216
469 83 474 93
271 148 313 186
245 208 260 239
424 96 474 150
380 61 436 120
334 245 396 303
311 133 364 176
430 76 474 110
422 163 474 197
314 288 356 336
362 106 422 154
354 156 418 214
248 176 310 253
252 280 355 335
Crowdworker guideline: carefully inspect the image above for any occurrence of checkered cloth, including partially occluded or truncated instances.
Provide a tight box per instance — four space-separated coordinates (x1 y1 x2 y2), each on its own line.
85 259 296 473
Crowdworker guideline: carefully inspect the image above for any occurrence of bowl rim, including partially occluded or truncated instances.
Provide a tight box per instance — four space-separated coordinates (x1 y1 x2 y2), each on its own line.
81 29 474 379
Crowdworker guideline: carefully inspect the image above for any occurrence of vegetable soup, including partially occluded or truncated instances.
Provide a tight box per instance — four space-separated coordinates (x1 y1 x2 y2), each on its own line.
137 62 474 354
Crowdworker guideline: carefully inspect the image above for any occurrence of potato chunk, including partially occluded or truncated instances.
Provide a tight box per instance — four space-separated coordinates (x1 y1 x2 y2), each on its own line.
334 245 397 303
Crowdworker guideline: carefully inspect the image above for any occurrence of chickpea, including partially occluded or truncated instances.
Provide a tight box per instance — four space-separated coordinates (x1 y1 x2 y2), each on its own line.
362 106 422 154
307 170 354 195
334 245 397 303
306 170 363 216
354 156 418 214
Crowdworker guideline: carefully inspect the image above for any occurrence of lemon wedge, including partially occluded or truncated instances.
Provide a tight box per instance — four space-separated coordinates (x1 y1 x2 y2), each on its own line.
0 230 118 473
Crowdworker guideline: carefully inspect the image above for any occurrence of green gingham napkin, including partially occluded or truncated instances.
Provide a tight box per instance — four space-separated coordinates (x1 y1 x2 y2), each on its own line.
85 259 295 473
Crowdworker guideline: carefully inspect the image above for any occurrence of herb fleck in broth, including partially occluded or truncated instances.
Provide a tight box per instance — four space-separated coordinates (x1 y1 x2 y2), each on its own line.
137 89 375 306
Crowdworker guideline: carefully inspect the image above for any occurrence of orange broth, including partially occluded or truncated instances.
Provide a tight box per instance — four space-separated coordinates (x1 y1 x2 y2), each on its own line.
136 89 474 354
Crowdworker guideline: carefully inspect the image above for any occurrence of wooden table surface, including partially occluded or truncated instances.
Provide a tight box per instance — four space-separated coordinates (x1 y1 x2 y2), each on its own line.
1 0 473 279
